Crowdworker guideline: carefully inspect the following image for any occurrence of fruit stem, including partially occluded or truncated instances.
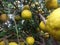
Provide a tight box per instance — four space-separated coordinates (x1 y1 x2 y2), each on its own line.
0 34 12 41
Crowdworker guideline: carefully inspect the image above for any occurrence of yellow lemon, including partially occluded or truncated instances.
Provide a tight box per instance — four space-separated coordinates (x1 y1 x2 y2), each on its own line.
21 10 32 19
9 42 18 45
39 20 47 32
45 0 59 9
46 8 60 41
39 21 46 31
26 37 35 45
0 41 5 45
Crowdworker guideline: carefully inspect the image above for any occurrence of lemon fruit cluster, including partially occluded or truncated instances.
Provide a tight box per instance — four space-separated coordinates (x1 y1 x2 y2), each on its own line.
21 10 32 19
45 0 59 9
26 36 35 45
46 8 60 40
40 8 60 41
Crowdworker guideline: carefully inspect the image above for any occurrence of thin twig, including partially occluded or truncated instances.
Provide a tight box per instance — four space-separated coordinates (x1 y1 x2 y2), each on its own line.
13 11 20 45
39 37 46 45
31 8 46 24
0 34 12 41
3 38 9 45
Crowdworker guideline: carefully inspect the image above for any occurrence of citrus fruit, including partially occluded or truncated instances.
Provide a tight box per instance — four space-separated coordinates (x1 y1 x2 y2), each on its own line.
0 14 8 22
21 10 32 19
26 36 35 45
45 0 59 9
9 42 17 45
46 8 60 41
0 41 5 45
39 21 46 31
39 20 47 32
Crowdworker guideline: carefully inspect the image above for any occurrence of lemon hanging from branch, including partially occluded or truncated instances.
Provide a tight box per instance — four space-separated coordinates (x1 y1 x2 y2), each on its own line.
39 20 47 32
39 21 46 31
26 36 35 45
45 0 60 9
21 10 32 19
0 41 5 45
9 42 18 45
0 14 9 22
46 8 60 41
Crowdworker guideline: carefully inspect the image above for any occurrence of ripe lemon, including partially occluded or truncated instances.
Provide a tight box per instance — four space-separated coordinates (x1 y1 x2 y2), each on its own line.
46 8 60 41
0 41 5 45
0 14 9 22
45 0 59 9
39 20 47 32
26 36 35 45
9 42 17 45
39 21 46 31
21 10 32 19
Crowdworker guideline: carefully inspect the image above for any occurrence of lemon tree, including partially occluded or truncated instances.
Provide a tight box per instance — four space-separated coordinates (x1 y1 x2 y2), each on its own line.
21 10 32 19
26 36 35 45
46 8 60 41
